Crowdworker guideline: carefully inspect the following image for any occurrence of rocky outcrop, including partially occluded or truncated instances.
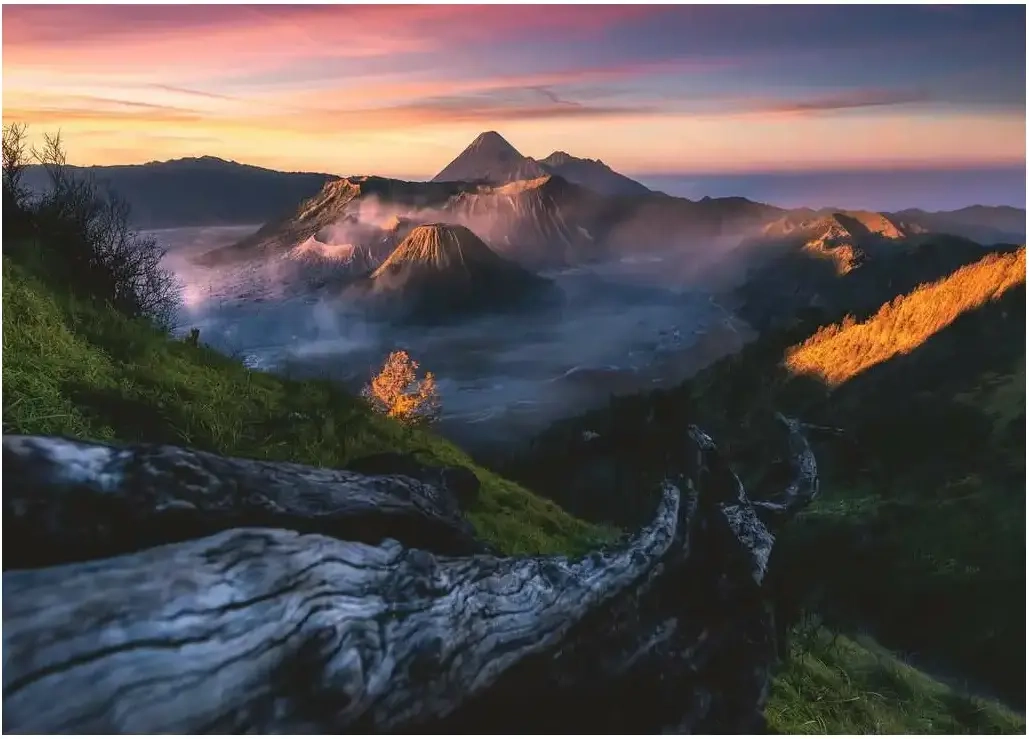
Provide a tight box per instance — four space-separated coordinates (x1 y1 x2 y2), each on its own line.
2 416 817 733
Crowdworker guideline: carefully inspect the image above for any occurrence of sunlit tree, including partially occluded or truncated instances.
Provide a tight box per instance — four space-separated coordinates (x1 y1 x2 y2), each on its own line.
362 350 442 426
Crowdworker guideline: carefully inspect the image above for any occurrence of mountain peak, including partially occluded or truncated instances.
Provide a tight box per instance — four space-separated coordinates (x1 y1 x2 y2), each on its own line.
468 130 518 152
542 150 573 164
432 132 546 184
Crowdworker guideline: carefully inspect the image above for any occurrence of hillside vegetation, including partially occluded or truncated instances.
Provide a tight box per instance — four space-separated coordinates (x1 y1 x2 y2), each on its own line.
2 256 609 556
767 626 1024 734
513 244 1026 731
786 249 1026 386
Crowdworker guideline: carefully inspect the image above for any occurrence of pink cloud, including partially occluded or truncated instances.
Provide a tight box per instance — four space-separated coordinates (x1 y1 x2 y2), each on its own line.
3 5 664 73
272 56 731 110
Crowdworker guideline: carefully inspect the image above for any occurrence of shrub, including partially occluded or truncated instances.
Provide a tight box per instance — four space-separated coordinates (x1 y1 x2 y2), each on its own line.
362 350 442 427
2 124 180 326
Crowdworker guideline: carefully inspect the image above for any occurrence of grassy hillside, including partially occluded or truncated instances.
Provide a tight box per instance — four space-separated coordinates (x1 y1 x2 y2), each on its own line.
768 626 1024 734
2 255 610 556
785 249 1026 386
512 246 1026 730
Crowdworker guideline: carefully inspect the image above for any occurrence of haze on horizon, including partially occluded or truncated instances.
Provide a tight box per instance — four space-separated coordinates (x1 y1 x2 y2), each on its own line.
3 4 1025 197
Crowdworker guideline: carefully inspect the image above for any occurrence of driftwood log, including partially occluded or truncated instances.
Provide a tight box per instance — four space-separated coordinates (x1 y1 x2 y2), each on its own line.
2 415 818 733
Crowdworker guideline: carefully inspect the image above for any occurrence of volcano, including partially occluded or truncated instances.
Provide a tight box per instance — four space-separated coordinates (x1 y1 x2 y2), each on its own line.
432 131 548 185
350 223 559 323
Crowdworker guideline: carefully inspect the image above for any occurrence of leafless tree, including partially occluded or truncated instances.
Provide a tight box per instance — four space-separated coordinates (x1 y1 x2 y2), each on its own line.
2 122 29 205
27 129 180 326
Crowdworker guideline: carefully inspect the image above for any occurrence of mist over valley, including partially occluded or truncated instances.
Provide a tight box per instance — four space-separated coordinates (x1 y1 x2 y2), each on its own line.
159 220 752 453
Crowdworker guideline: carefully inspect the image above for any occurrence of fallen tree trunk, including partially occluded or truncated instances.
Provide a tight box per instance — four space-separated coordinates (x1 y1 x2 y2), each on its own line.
3 435 487 570
2 416 817 733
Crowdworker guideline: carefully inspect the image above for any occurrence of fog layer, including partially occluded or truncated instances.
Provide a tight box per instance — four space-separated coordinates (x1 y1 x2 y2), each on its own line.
156 225 753 453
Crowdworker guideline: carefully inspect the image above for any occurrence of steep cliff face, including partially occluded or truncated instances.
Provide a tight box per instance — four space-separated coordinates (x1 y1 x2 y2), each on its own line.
438 175 601 267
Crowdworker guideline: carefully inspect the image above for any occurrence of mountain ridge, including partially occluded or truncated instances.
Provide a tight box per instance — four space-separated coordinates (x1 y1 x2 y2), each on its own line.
538 149 653 197
23 158 335 229
21 145 1023 243
197 170 785 274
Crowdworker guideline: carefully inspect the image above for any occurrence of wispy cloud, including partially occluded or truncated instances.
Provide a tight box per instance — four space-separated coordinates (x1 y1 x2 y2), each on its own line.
148 84 239 102
377 96 652 125
753 89 930 115
3 104 207 127
63 95 203 114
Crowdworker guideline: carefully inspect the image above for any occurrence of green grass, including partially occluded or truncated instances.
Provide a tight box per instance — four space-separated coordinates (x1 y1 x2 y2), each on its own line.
776 473 1025 706
954 360 1026 439
2 256 612 556
768 626 1025 734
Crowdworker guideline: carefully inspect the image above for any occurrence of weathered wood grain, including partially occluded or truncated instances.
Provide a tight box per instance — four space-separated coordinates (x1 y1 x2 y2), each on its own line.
3 482 682 733
2 416 818 733
3 435 486 570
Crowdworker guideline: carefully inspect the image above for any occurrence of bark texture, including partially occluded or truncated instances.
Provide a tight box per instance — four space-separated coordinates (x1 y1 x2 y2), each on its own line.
3 435 486 570
2 415 817 733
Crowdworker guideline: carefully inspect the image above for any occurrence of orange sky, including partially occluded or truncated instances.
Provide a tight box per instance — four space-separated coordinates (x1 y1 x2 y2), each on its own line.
3 5 1025 176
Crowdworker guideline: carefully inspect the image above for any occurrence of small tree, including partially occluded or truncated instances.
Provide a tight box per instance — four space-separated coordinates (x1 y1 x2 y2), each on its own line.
2 122 29 203
362 350 442 427
3 123 33 240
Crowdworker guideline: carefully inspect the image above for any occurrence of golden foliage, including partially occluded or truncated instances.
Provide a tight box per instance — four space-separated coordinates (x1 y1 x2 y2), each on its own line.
785 248 1026 387
362 349 442 426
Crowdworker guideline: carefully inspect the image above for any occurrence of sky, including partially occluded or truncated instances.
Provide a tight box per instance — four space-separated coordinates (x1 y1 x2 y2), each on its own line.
2 4 1026 183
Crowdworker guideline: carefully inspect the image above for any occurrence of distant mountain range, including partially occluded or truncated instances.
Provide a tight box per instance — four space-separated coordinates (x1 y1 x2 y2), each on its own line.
22 157 334 229
24 132 1026 288
196 134 1024 291
890 205 1027 246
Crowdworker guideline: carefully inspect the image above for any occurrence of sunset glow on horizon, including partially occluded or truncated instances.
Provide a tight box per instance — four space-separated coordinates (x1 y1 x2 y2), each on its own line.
3 4 1025 178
